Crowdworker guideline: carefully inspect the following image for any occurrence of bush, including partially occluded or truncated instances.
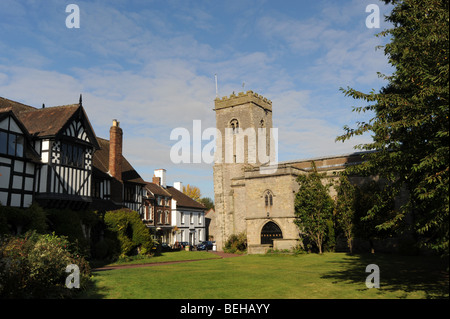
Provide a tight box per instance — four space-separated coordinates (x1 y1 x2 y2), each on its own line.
46 208 100 258
0 231 91 298
0 204 47 235
104 209 155 258
224 232 247 254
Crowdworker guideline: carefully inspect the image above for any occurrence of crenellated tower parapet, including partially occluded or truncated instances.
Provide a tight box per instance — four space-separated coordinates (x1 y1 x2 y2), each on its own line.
214 90 272 112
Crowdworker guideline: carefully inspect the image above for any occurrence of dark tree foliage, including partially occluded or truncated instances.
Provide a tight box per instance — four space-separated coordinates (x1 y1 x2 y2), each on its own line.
337 0 449 256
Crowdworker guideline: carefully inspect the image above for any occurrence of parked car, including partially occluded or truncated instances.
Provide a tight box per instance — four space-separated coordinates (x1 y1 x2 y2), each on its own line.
197 241 214 251
179 242 189 249
161 243 172 252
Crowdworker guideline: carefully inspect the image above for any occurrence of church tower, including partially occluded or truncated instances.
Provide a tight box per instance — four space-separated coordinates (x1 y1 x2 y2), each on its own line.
213 91 273 250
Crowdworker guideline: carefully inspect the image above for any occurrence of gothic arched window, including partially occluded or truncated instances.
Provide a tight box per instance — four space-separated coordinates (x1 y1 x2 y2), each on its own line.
264 190 273 207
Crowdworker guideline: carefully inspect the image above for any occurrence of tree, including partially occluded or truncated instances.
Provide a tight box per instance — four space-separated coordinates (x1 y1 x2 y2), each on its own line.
294 162 334 254
334 175 357 254
353 180 396 254
199 197 214 210
336 0 449 257
182 184 202 202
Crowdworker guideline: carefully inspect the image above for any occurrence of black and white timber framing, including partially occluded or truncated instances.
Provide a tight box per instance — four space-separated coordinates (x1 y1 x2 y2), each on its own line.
0 97 145 214
0 111 38 207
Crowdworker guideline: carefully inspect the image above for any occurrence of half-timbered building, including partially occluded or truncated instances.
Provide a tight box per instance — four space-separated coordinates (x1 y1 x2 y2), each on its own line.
0 96 145 216
1 97 99 209
91 120 146 215
0 108 40 207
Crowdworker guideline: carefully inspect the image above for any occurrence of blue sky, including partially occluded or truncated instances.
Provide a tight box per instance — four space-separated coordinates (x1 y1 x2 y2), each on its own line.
0 0 394 200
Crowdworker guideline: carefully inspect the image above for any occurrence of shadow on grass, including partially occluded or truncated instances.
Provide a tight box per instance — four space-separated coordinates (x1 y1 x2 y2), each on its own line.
321 253 449 299
78 273 114 299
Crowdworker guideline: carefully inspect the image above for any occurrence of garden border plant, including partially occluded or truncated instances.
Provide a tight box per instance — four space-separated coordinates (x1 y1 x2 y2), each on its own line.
0 230 91 299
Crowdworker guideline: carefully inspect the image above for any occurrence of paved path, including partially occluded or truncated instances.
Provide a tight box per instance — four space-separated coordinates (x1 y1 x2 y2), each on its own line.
93 251 243 272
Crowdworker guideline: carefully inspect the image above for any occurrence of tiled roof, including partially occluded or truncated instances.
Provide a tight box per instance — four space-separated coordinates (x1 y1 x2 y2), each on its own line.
93 137 145 185
0 97 36 113
1 97 79 137
17 104 79 137
145 182 172 197
0 97 99 150
166 186 206 210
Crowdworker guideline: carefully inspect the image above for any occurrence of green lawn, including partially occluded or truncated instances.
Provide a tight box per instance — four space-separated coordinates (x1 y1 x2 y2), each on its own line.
103 251 221 267
82 252 448 299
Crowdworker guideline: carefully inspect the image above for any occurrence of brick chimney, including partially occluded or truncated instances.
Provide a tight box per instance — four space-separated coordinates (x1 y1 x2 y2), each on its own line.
109 119 123 181
152 176 161 186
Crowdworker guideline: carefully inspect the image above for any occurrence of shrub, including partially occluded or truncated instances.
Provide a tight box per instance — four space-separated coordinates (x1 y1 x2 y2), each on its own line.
46 208 100 258
0 204 47 235
104 209 155 258
224 232 247 253
0 231 91 298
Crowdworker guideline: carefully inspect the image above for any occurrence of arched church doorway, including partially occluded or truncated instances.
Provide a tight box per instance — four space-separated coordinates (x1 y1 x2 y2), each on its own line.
261 221 283 245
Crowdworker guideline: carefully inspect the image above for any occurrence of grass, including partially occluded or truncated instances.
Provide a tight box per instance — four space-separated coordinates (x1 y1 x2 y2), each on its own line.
102 250 221 267
81 252 448 299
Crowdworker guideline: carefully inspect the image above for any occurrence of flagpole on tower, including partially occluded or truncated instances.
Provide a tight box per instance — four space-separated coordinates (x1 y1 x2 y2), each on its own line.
215 74 219 98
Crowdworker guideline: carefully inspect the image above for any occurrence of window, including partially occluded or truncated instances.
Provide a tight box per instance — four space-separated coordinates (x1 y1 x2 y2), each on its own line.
0 131 6 154
230 119 239 134
145 205 150 220
0 131 24 157
198 214 202 224
157 210 162 224
92 179 102 198
124 184 136 202
61 142 84 168
165 211 169 224
264 190 273 207
181 212 185 224
190 213 194 224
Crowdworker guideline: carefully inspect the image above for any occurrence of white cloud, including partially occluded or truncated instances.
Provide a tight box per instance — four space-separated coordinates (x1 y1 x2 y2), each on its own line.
0 1 396 199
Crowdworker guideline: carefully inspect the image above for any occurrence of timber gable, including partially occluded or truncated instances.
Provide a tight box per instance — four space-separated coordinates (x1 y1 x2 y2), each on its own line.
0 96 143 214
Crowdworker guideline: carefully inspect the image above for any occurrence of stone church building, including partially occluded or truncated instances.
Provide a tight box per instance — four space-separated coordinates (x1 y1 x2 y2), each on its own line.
212 91 367 254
